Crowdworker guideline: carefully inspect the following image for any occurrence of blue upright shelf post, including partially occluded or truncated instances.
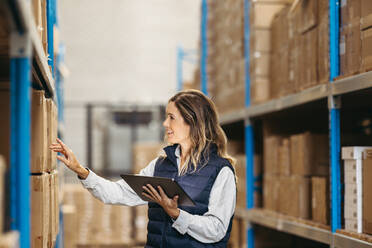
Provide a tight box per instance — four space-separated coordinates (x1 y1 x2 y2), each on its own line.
200 0 208 95
9 31 32 248
244 0 254 247
329 0 341 234
177 46 184 91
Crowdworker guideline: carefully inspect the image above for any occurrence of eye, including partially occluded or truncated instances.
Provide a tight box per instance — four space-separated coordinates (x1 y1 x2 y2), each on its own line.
170 115 174 120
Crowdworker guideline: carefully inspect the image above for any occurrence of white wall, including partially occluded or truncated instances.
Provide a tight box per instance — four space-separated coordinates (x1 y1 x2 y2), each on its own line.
59 0 200 168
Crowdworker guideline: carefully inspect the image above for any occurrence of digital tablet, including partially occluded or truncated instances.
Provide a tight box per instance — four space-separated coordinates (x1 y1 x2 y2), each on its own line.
120 174 195 207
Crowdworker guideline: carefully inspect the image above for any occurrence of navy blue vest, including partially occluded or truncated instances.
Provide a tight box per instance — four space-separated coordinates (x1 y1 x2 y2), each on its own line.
145 144 235 248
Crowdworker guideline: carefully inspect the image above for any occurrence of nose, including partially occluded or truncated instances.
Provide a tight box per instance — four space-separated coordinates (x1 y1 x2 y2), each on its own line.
163 117 169 128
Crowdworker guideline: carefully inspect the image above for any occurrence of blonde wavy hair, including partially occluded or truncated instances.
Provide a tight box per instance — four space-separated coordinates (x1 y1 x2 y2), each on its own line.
165 89 236 175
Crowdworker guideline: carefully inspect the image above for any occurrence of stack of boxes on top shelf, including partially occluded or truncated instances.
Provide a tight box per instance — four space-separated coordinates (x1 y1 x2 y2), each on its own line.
263 130 330 225
227 141 262 248
205 0 245 115
341 147 372 235
132 142 164 245
269 0 329 101
30 89 59 248
250 0 293 104
62 185 133 248
340 0 372 76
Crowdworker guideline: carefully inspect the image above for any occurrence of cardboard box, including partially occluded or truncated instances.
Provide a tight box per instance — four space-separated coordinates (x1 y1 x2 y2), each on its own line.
341 0 361 27
290 132 329 177
345 218 359 233
46 99 58 172
318 15 330 84
251 76 270 104
361 0 372 30
235 155 246 208
62 205 77 248
263 174 279 211
250 28 271 53
271 6 289 53
0 90 10 167
31 90 47 173
134 205 148 243
291 0 317 34
264 135 281 175
250 2 287 28
363 149 372 234
362 27 372 72
340 22 361 76
250 52 270 77
0 156 5 234
48 171 59 246
0 231 19 248
132 143 164 174
278 138 291 176
31 174 50 248
311 177 329 225
301 27 318 90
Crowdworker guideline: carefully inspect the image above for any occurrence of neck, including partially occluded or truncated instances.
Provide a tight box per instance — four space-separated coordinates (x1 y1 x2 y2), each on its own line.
179 142 191 161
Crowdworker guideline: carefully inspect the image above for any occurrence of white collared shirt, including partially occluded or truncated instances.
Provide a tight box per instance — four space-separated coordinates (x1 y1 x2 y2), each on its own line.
80 145 236 243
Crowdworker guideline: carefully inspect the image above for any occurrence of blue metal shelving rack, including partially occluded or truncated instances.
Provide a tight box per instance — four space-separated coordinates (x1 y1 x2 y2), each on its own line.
200 0 208 96
6 0 63 247
202 0 372 247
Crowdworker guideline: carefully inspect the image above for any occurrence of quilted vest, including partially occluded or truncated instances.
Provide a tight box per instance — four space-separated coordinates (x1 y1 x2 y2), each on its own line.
145 144 235 248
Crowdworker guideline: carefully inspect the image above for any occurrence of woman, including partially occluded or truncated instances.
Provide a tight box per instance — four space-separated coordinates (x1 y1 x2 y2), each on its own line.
50 89 236 247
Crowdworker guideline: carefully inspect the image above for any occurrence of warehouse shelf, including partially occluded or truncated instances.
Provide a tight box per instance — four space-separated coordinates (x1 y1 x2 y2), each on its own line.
235 208 332 245
8 0 55 97
333 232 372 248
220 70 372 125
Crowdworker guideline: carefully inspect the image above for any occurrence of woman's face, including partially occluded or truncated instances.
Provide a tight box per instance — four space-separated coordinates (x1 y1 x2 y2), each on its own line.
163 101 191 145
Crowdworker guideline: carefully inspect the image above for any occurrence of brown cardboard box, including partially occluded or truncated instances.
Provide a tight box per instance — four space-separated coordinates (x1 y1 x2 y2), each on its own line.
278 138 291 176
48 171 59 247
0 231 19 248
110 205 132 245
227 141 244 155
32 0 42 38
361 27 372 72
0 90 10 167
264 135 281 175
46 99 58 172
318 12 330 84
271 6 289 53
0 156 4 233
250 52 270 77
251 76 270 104
297 0 318 34
311 177 329 225
31 174 50 248
250 2 287 28
235 155 246 208
41 0 48 54
363 149 372 234
263 174 279 211
340 21 361 76
301 27 318 91
361 0 372 30
341 0 361 27
132 143 164 174
250 28 271 53
278 176 292 215
62 205 77 248
290 132 329 177
134 205 148 243
31 90 47 173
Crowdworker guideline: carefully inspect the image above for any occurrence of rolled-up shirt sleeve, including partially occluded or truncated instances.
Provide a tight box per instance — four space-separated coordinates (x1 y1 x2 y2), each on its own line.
79 158 158 206
171 166 236 243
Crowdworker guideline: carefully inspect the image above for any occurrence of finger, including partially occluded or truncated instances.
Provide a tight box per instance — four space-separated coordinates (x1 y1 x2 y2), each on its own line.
172 195 179 203
157 186 168 199
147 184 161 199
143 186 157 200
57 155 69 165
142 192 156 202
56 138 71 154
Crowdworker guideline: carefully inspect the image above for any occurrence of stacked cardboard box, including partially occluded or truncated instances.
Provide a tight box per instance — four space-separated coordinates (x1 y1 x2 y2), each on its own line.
251 1 293 104
0 231 19 248
311 177 329 225
206 0 246 114
263 131 329 221
363 149 372 235
132 143 163 244
340 0 372 75
46 99 58 173
62 205 78 248
341 147 372 233
63 184 133 247
32 0 48 53
270 0 329 100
